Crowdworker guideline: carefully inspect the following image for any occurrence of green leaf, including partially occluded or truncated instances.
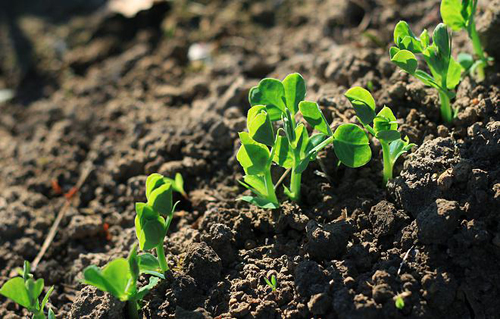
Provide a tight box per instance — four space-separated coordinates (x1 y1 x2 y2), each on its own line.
282 73 306 115
173 173 185 195
271 275 277 287
389 47 400 59
298 101 332 135
83 258 131 301
394 21 422 53
457 52 474 71
293 124 310 159
344 87 376 125
433 23 451 59
306 133 328 161
128 245 140 282
239 196 279 209
147 183 173 216
390 137 415 164
0 277 32 309
414 70 440 89
247 105 274 146
40 286 54 313
249 79 286 121
440 0 467 31
237 132 271 175
48 308 56 319
376 130 401 142
138 254 162 273
32 278 45 300
145 173 165 199
240 175 268 198
333 124 372 168
136 276 161 300
395 296 405 309
391 50 418 74
373 106 397 133
273 135 293 169
137 216 167 250
420 29 430 49
447 56 462 89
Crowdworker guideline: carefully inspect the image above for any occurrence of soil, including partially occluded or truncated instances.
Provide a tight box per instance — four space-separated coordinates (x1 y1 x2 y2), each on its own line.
0 0 499 318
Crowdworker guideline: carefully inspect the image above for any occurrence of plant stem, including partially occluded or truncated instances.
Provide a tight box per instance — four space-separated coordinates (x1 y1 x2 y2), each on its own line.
438 90 453 124
289 168 302 202
468 21 486 81
381 141 393 186
264 170 279 206
127 300 139 319
156 242 168 273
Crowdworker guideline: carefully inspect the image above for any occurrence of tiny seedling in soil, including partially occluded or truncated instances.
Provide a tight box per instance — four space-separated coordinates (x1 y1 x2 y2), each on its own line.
135 173 179 272
395 295 405 309
82 244 164 319
163 173 188 199
345 87 415 185
263 275 278 293
390 22 462 123
238 73 371 208
440 0 493 81
0 261 55 319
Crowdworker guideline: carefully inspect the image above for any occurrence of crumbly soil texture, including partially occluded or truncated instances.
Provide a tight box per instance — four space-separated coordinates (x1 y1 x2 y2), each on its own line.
0 0 499 318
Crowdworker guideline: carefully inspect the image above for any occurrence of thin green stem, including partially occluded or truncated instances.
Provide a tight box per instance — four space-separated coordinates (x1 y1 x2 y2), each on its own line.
156 242 168 273
381 141 393 186
438 90 453 124
289 168 302 202
127 300 139 319
264 170 279 206
468 22 486 81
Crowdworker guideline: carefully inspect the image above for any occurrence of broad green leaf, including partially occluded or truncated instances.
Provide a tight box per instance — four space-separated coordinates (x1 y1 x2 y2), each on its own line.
135 202 157 221
447 56 462 89
389 46 400 59
394 21 415 46
82 266 110 295
271 275 277 286
306 133 328 161
376 130 401 142
48 308 56 319
345 87 376 125
247 105 274 146
273 135 293 169
237 132 270 175
136 276 161 300
415 70 440 89
138 254 161 273
239 196 279 209
333 124 372 168
0 277 32 308
173 173 185 195
373 106 397 133
293 124 309 159
101 259 131 300
298 101 332 135
249 79 286 121
400 36 423 53
391 50 418 75
282 73 306 115
390 137 416 164
146 174 165 199
420 29 430 49
441 0 467 31
32 278 44 300
137 216 167 250
433 23 451 59
147 183 173 216
457 52 474 71
240 174 268 198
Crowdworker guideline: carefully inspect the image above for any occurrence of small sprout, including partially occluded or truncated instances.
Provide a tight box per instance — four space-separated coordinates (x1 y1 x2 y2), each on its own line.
0 261 55 319
345 87 416 185
440 0 493 81
135 173 179 272
390 22 462 123
263 275 278 292
163 173 188 199
395 295 405 309
82 244 164 319
238 73 371 208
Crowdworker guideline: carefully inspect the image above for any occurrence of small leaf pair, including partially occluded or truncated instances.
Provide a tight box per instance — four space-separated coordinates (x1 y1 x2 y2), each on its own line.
238 73 371 208
82 244 164 319
390 22 462 123
345 87 415 185
440 0 493 81
263 275 278 293
0 261 55 319
135 173 179 272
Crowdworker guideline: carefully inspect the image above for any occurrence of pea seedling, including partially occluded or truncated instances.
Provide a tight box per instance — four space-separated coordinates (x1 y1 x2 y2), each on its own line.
390 22 462 123
345 87 415 185
82 244 164 319
238 73 371 208
263 275 278 293
440 0 493 81
135 173 179 272
395 295 405 309
163 173 187 199
0 261 55 319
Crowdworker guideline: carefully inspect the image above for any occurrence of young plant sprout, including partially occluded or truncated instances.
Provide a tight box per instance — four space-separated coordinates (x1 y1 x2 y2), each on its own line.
163 173 188 199
390 22 462 123
135 173 179 272
345 87 415 185
263 275 278 293
395 295 405 309
440 0 493 81
237 73 372 208
0 261 55 319
82 244 164 319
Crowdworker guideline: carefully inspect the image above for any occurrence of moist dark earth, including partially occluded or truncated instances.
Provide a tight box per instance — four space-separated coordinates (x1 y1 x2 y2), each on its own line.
0 0 499 318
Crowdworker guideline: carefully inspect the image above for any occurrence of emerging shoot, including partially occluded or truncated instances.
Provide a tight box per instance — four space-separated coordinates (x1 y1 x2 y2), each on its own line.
263 275 278 293
390 22 462 123
345 87 415 185
0 261 55 319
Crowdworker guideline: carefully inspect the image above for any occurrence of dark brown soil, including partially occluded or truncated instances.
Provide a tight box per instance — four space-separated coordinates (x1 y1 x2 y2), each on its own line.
0 0 499 318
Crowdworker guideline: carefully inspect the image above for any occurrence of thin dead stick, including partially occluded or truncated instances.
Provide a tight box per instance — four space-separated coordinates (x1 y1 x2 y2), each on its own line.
397 245 415 276
32 162 93 271
274 168 291 190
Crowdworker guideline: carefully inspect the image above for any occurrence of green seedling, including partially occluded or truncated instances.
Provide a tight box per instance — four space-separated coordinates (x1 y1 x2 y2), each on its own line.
440 0 493 81
0 261 55 319
163 173 187 199
82 244 164 319
263 275 278 293
135 173 179 272
395 295 405 309
238 73 371 208
345 87 415 185
390 22 462 123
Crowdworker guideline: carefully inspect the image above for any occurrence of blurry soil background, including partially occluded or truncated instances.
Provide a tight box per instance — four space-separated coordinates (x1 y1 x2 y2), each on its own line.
0 0 499 318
